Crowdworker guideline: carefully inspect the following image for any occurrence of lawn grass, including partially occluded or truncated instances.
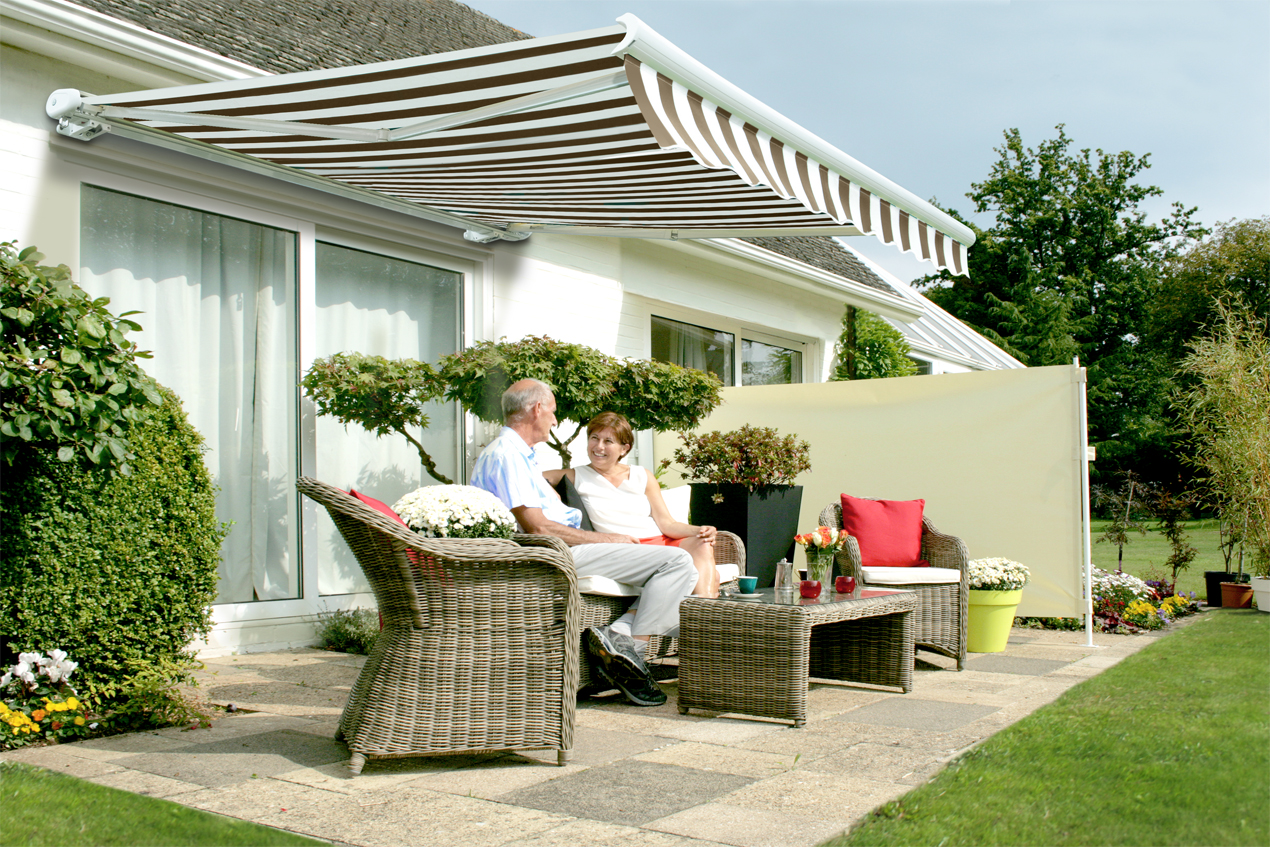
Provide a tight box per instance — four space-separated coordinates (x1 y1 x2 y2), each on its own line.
827 609 1270 847
1090 518 1230 598
0 761 326 847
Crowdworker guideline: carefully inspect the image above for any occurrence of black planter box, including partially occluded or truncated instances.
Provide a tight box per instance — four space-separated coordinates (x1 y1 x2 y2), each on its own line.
689 483 803 588
1205 570 1250 607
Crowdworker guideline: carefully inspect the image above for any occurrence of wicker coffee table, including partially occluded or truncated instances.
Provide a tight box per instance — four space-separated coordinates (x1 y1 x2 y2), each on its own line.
677 587 918 727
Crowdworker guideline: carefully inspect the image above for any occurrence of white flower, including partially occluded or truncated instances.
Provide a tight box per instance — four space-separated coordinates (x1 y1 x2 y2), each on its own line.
392 485 517 540
0 672 10 688
18 652 42 666
968 557 1030 591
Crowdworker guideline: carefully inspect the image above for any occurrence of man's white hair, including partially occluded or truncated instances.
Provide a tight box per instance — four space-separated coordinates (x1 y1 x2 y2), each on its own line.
502 379 553 423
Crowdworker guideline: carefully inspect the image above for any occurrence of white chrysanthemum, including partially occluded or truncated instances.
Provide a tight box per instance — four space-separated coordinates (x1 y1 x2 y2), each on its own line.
1091 567 1152 599
967 557 1030 591
392 485 516 539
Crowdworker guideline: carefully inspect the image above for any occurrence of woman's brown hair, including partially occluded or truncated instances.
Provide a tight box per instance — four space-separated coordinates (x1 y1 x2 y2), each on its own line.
586 412 634 457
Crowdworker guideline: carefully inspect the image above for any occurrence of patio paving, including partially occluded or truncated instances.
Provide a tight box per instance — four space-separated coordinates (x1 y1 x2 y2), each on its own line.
2 624 1179 847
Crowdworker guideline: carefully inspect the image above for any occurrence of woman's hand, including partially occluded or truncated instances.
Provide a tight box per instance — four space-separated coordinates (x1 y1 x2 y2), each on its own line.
696 525 717 544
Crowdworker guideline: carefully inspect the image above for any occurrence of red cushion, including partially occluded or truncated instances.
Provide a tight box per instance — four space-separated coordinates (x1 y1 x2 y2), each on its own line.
348 490 408 527
839 494 926 567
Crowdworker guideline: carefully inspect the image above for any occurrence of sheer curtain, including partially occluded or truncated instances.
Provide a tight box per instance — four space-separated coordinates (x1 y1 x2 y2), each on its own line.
313 242 461 595
80 186 299 603
651 315 735 386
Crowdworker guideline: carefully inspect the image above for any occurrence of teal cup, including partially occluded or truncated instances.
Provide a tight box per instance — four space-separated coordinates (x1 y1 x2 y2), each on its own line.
737 576 758 594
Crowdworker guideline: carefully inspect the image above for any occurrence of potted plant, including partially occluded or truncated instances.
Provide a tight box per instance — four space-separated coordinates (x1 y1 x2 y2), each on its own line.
662 425 811 587
966 558 1030 653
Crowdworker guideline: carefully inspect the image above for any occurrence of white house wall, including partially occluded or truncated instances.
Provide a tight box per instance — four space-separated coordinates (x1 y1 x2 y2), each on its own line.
3 31 864 655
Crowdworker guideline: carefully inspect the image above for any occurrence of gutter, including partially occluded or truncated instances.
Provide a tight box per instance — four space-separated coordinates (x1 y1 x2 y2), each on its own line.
1 0 269 83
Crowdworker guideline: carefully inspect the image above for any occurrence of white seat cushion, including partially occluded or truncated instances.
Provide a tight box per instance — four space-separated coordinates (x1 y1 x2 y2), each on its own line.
862 566 961 585
579 562 740 597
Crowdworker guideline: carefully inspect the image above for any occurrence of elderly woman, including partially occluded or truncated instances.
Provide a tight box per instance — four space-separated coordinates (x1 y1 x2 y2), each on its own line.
544 412 719 598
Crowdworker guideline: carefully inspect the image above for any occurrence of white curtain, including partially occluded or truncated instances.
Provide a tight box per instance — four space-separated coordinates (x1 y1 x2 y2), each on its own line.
652 315 734 385
79 186 298 603
313 242 461 595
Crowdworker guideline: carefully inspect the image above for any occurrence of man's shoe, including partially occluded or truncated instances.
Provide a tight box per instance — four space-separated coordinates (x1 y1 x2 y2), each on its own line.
585 627 667 707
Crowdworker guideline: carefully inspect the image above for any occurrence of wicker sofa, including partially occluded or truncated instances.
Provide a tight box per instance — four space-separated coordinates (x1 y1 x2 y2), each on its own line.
820 501 968 669
298 477 580 773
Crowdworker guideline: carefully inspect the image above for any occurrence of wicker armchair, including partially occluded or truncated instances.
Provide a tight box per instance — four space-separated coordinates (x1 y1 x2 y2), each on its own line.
298 478 579 774
820 502 968 669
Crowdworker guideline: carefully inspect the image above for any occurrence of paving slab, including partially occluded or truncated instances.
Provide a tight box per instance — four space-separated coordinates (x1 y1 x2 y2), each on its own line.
633 741 797 779
200 680 349 716
259 790 570 847
802 741 948 785
504 819 718 846
0 747 126 778
964 655 1075 676
120 729 349 788
500 759 754 827
86 769 206 799
648 801 852 847
833 698 999 732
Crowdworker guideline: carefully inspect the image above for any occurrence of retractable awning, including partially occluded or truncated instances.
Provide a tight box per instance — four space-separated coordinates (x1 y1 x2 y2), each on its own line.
46 14 972 274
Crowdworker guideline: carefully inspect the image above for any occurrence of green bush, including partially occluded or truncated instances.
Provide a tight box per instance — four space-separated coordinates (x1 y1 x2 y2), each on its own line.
313 608 380 655
1 387 226 690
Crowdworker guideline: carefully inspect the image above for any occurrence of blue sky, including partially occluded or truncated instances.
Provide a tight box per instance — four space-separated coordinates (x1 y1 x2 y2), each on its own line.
465 0 1270 281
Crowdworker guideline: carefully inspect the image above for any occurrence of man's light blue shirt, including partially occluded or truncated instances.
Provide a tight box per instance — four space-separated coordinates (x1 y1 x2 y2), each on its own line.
470 427 581 528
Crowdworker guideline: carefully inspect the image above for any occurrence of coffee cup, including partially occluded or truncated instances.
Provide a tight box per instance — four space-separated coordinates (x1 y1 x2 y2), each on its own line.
737 576 758 594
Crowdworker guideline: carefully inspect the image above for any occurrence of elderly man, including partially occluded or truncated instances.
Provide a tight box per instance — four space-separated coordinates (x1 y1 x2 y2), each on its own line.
470 378 697 706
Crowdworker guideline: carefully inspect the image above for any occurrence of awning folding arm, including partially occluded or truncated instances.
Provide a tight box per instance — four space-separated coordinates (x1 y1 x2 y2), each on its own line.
46 70 628 143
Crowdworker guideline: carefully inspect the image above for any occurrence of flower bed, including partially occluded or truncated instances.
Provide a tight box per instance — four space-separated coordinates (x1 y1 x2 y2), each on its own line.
1018 566 1202 634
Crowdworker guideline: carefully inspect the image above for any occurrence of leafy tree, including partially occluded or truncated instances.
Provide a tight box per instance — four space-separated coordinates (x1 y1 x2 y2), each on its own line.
441 336 723 467
1149 217 1270 362
1172 299 1270 574
1 242 162 474
830 307 918 380
301 352 452 484
916 126 1205 484
1092 471 1152 572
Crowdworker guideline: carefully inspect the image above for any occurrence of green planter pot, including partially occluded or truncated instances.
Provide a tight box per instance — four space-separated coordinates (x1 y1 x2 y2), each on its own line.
967 588 1024 653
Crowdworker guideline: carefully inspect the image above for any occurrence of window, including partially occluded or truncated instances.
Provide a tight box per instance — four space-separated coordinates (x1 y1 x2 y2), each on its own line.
651 315 735 386
80 186 300 603
908 357 934 376
742 339 803 386
313 242 462 595
651 313 806 386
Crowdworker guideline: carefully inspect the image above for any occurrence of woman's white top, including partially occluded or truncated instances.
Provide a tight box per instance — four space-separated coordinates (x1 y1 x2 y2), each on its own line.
573 464 660 537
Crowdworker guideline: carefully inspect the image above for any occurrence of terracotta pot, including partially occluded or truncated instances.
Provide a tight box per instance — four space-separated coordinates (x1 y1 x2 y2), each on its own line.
1220 582 1253 609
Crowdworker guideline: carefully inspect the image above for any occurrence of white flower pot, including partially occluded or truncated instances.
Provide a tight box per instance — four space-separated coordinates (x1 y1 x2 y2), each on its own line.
1251 577 1270 613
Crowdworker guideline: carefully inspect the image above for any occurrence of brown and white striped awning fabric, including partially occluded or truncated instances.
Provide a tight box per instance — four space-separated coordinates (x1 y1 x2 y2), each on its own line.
69 20 970 274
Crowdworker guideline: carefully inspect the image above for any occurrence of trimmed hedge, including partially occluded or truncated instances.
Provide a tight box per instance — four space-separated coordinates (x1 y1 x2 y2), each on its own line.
1 387 225 689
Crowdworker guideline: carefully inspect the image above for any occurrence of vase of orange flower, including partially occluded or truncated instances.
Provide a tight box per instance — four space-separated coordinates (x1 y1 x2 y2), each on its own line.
794 526 851 588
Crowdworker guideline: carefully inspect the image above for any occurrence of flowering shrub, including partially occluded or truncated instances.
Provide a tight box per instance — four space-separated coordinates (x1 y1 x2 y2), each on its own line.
665 425 811 496
393 485 516 539
1123 599 1166 630
1090 567 1200 633
968 558 1030 591
794 526 850 554
1 650 94 749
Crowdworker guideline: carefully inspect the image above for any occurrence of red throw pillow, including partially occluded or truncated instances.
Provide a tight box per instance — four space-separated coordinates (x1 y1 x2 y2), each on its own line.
348 490 408 527
839 494 926 567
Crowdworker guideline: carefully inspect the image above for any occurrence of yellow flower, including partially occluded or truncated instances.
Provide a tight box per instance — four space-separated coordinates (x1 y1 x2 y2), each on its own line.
74 716 86 726
67 697 80 710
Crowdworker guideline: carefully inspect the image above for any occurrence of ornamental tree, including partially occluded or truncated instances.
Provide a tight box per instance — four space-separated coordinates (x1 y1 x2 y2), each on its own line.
440 336 723 467
302 352 453 484
1172 299 1270 575
0 242 162 475
830 307 918 380
916 126 1206 485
